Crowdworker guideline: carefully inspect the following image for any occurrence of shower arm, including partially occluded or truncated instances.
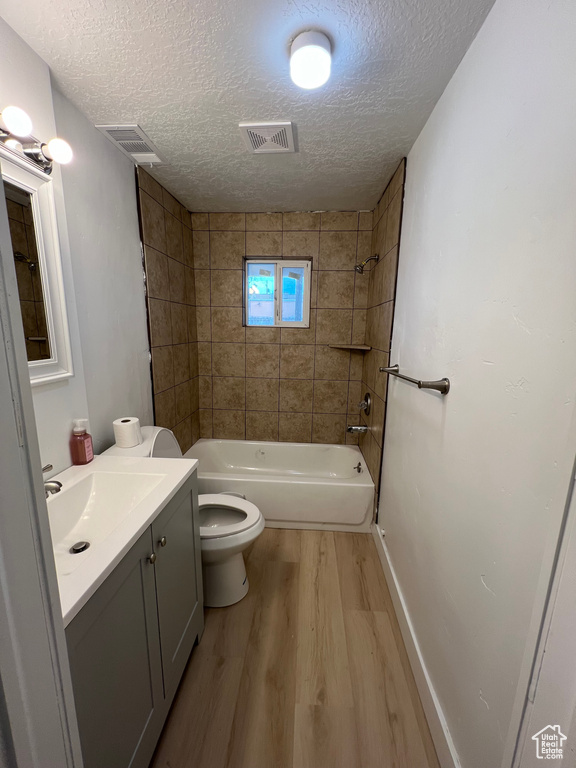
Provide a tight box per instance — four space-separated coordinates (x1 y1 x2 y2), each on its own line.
354 254 379 273
14 251 36 271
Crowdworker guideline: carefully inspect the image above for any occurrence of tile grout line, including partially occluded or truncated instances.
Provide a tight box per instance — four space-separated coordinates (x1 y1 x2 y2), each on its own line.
309 226 321 443
207 225 214 437
243 221 247 439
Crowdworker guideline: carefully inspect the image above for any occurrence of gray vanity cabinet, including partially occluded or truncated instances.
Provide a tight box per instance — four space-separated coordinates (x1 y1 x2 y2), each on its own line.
65 474 203 768
152 482 202 701
65 528 164 768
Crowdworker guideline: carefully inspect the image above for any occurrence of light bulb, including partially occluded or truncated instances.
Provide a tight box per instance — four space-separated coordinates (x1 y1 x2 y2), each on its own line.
4 138 23 152
44 138 73 164
1 106 33 137
290 31 331 90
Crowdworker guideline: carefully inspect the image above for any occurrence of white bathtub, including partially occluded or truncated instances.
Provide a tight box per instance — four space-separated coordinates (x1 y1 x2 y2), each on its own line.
184 439 374 532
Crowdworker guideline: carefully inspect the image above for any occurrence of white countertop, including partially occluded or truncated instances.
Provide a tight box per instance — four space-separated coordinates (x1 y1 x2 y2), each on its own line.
46 455 198 626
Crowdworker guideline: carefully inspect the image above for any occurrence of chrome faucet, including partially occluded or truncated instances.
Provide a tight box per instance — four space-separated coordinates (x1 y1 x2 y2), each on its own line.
347 425 368 434
42 463 62 498
358 392 371 415
44 481 62 498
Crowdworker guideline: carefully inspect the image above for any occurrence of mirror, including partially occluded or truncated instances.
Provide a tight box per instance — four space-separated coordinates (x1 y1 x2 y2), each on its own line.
1 146 73 385
5 181 51 361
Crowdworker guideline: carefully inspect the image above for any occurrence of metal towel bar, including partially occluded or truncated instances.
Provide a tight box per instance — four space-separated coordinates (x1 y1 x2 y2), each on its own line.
379 364 450 395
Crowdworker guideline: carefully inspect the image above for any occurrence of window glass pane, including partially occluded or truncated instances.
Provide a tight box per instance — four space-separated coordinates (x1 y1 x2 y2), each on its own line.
281 266 305 323
247 262 275 325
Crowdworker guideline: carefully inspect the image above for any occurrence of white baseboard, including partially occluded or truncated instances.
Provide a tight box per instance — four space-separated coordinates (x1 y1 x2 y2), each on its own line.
264 519 372 533
371 524 461 768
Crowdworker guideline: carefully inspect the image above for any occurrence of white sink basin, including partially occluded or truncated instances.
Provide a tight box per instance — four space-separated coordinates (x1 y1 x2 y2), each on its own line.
48 470 165 575
46 454 198 625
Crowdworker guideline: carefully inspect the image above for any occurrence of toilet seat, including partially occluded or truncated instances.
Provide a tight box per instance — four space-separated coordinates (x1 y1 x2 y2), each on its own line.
198 494 262 539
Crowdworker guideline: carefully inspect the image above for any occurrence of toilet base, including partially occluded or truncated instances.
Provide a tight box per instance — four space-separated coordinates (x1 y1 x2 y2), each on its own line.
202 552 249 607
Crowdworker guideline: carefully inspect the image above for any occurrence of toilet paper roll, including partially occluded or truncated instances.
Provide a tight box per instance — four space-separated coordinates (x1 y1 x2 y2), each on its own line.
113 417 143 449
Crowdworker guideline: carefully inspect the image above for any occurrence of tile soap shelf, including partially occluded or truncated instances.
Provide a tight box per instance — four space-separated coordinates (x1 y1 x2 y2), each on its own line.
328 344 371 352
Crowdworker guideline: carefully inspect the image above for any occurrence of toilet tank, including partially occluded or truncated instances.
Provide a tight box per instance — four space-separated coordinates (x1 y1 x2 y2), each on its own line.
103 426 183 458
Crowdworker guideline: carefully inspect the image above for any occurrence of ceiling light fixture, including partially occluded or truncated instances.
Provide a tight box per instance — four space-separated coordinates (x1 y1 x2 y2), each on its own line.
0 105 73 173
290 31 331 90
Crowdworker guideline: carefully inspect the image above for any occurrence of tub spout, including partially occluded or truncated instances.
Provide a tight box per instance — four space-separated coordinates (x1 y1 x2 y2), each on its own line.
347 425 368 434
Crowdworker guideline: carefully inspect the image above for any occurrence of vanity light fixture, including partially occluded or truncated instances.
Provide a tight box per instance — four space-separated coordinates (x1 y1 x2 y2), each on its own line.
22 138 74 172
44 138 74 165
0 106 33 138
0 104 73 173
290 31 332 90
4 138 23 152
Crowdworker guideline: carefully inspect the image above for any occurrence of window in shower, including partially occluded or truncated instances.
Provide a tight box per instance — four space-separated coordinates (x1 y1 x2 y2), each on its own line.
244 259 311 327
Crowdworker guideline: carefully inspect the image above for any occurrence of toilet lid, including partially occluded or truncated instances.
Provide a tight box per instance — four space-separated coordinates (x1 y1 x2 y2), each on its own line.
198 494 262 538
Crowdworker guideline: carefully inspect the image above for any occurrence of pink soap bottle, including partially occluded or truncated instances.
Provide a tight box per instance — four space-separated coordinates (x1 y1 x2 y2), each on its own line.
70 418 94 465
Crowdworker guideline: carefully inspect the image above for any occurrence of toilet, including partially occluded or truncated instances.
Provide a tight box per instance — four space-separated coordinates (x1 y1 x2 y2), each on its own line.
103 426 264 607
199 493 264 607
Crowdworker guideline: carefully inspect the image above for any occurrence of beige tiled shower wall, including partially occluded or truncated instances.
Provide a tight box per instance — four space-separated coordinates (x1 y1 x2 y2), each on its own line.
137 160 406 481
358 159 406 491
190 209 374 444
137 168 199 454
7 196 49 361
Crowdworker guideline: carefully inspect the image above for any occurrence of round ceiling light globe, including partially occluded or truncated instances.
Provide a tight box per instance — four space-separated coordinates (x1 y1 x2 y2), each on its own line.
290 31 331 90
2 106 33 137
45 138 73 164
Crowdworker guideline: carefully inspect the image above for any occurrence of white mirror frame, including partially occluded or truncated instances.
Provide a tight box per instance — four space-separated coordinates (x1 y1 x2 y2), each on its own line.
0 146 73 386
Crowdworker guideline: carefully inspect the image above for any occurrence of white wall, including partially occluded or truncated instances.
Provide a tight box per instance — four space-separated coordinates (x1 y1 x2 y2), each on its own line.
379 1 576 767
52 90 153 454
0 17 153 470
0 17 90 473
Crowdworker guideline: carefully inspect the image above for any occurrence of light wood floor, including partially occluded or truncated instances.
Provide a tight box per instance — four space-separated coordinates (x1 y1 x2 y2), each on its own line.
151 529 440 768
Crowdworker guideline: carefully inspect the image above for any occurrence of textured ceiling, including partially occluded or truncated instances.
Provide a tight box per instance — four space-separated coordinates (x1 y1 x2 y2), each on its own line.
0 0 495 211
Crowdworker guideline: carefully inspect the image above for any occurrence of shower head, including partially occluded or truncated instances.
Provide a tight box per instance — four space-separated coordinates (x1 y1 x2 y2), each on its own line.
14 251 36 271
354 254 379 274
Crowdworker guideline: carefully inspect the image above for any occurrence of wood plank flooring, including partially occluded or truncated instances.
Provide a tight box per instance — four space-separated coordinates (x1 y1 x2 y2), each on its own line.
150 529 440 768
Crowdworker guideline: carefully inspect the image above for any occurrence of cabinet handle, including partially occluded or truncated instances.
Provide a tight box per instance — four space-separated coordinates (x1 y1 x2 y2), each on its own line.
148 553 157 565
158 537 167 547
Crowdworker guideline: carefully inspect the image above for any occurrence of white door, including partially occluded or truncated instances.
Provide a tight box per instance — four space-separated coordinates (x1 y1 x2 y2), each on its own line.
0 165 83 765
515 463 576 767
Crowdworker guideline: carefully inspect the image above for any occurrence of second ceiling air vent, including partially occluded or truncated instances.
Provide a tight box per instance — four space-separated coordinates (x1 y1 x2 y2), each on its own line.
95 124 165 165
239 122 296 154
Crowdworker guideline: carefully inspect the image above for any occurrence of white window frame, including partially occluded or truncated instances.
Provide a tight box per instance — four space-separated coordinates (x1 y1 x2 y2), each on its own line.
244 258 311 328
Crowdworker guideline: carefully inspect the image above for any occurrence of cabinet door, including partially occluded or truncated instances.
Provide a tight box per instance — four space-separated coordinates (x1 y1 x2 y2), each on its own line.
66 529 163 768
152 475 203 702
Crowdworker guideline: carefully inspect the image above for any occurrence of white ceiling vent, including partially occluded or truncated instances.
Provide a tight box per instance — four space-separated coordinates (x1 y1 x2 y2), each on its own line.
239 122 296 154
95 124 165 165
